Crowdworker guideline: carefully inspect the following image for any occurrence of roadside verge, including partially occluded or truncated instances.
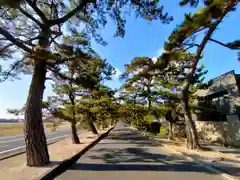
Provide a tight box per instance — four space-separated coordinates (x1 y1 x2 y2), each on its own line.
162 144 239 180
130 126 239 180
0 127 113 180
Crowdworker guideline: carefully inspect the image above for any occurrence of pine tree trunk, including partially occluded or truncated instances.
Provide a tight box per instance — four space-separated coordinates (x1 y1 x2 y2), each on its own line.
87 112 98 134
148 98 152 113
185 125 192 149
147 77 152 113
24 60 49 166
71 122 80 144
68 91 80 144
181 90 199 149
168 122 173 140
89 121 98 134
110 116 115 126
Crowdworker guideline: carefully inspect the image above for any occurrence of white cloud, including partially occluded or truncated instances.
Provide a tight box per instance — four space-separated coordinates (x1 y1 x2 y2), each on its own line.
151 48 165 63
113 68 122 80
115 68 122 78
152 57 157 63
104 68 122 89
156 48 164 56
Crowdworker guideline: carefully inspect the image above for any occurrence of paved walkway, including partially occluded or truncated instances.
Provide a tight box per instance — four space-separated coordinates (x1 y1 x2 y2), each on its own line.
205 144 240 158
57 126 224 180
202 144 240 178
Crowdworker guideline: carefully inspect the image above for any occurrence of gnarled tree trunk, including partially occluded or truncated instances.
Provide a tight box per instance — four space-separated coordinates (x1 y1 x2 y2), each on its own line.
147 76 152 113
89 121 98 134
88 113 98 134
24 60 49 166
69 91 80 144
71 121 80 144
181 89 199 149
168 122 173 140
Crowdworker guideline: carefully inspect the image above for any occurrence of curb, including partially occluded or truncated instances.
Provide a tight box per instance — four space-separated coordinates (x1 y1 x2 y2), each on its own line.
162 144 238 180
207 146 239 160
131 128 239 180
0 135 71 161
39 126 114 180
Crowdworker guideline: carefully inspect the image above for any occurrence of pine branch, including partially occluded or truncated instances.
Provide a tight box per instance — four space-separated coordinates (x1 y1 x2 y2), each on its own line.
0 27 32 53
0 43 14 55
46 65 73 82
18 7 43 27
182 2 238 93
209 38 240 50
19 36 42 47
49 0 90 26
131 0 172 22
0 59 25 82
45 77 54 81
182 43 200 51
25 0 48 23
33 0 37 5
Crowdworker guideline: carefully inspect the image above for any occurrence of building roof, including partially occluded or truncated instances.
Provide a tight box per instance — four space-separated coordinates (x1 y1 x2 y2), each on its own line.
195 70 238 98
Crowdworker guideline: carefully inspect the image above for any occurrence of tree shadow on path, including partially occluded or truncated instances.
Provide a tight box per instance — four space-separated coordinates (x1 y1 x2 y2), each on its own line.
68 127 218 175
69 162 214 173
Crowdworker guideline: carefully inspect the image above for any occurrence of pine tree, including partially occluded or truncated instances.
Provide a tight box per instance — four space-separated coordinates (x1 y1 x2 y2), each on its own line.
0 0 172 166
161 0 239 149
7 106 25 121
77 86 117 131
121 57 156 112
43 48 115 140
120 46 208 143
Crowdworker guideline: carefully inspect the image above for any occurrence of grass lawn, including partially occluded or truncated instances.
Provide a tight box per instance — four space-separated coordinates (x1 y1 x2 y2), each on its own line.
0 122 58 137
0 123 24 136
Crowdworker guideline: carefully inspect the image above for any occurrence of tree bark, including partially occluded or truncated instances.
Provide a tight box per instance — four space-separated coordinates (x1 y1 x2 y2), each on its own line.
148 98 152 113
24 60 49 166
147 77 152 113
178 7 235 149
69 91 80 144
88 113 98 134
181 89 199 149
71 122 80 144
168 122 173 140
89 121 98 134
185 124 193 149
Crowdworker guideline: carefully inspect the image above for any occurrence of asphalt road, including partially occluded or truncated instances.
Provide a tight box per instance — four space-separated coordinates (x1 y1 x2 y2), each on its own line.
0 129 73 156
56 125 224 180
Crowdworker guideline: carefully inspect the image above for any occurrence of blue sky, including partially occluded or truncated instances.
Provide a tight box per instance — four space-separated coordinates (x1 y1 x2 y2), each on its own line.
0 0 239 118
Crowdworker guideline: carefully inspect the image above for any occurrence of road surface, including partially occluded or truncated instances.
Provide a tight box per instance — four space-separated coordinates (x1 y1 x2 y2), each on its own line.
0 129 74 158
56 125 224 180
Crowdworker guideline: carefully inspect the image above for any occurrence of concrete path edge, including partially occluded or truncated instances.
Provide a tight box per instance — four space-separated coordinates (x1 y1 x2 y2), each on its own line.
39 126 114 180
130 126 238 180
161 144 238 180
207 145 239 159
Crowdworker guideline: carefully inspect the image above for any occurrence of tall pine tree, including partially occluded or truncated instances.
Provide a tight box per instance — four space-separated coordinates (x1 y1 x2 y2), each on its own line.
0 0 172 166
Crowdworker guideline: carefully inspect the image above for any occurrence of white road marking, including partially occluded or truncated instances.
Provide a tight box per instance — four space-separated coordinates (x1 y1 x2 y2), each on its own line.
0 131 69 144
0 135 23 140
0 138 24 144
0 145 25 154
46 134 71 142
0 144 9 148
0 134 71 154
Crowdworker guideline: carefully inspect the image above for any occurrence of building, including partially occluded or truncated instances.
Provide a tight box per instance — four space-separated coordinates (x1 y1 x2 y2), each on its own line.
194 70 240 147
195 70 240 120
